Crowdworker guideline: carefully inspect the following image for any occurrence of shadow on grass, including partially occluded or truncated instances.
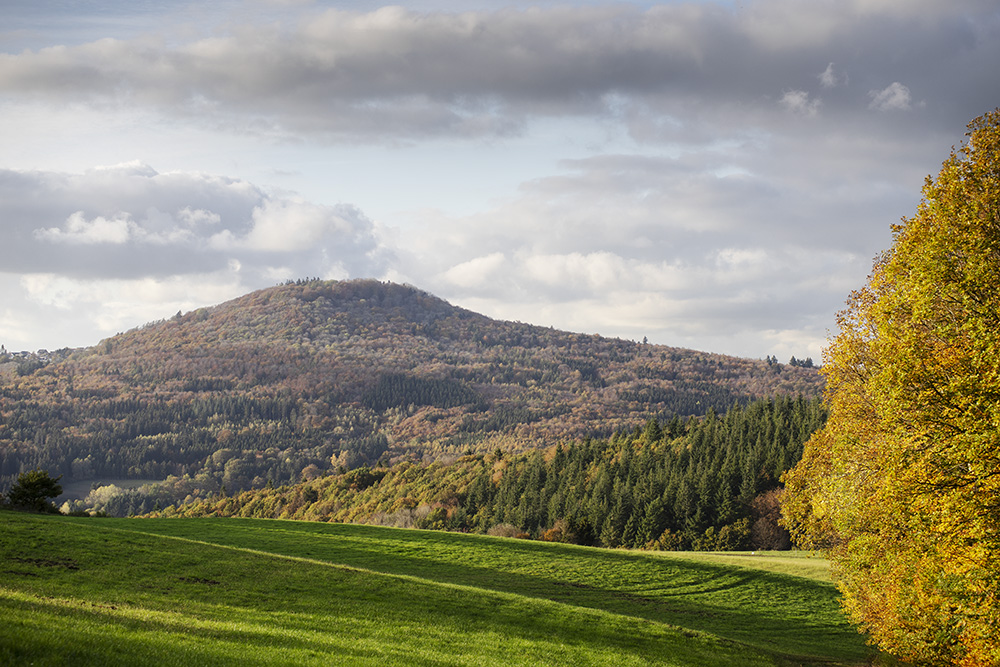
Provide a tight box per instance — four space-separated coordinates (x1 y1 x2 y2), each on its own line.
114 517 871 665
2 513 799 667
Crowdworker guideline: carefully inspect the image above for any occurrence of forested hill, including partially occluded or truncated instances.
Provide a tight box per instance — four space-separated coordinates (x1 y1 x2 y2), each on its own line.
161 395 827 552
1 279 822 512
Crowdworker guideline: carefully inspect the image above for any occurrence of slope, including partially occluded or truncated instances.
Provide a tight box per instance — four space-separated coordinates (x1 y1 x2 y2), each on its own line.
0 513 872 666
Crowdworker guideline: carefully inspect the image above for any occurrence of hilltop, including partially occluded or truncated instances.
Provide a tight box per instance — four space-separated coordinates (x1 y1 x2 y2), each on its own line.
0 279 822 511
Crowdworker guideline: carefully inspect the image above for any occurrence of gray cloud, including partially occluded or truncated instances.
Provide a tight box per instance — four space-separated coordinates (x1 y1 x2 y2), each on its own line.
1 1 997 141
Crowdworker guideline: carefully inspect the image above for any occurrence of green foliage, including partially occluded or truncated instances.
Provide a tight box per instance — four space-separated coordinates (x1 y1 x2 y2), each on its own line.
781 110 1000 665
162 396 826 553
4 469 62 513
0 513 873 665
361 372 485 411
15 358 46 377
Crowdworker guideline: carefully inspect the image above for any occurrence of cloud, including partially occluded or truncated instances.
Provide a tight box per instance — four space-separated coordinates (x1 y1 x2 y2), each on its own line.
0 164 394 350
177 207 222 227
2 163 391 278
780 89 821 116
868 82 912 111
522 251 628 291
394 146 900 359
819 62 847 88
19 271 247 334
36 212 136 245
1 2 997 140
442 252 507 290
3 0 999 362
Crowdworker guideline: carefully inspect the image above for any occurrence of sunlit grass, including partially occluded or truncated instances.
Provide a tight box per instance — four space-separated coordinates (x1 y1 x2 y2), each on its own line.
659 549 833 582
0 513 872 666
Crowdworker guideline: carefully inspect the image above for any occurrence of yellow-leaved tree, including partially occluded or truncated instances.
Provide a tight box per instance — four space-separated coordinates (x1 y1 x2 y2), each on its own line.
782 110 1000 666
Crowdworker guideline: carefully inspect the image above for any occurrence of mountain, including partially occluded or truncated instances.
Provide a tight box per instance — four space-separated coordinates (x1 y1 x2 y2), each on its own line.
0 279 822 509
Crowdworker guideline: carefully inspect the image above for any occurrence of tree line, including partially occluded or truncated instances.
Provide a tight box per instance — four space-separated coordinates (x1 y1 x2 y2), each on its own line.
161 395 826 552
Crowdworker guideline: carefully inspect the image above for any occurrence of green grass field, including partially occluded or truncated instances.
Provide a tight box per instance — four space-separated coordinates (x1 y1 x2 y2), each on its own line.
0 513 874 666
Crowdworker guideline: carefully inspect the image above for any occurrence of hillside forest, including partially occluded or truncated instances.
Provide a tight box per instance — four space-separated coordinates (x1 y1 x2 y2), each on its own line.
0 280 822 517
152 395 825 552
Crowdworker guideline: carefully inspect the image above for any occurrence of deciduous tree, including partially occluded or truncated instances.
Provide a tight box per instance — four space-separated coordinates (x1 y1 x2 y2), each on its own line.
782 110 1000 665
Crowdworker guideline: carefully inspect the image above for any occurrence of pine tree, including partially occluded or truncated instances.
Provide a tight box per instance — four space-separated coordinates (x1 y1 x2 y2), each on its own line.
4 469 63 513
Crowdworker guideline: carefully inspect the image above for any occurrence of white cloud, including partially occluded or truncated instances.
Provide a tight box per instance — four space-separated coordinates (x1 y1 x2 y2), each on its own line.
868 82 912 111
178 207 221 227
0 164 395 349
442 252 507 289
90 161 159 178
36 211 135 245
5 164 392 279
713 247 772 282
819 62 847 88
522 252 624 290
20 271 247 333
780 89 821 116
244 199 354 252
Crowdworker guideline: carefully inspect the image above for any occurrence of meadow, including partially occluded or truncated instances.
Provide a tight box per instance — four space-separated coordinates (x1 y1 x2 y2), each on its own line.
0 513 874 666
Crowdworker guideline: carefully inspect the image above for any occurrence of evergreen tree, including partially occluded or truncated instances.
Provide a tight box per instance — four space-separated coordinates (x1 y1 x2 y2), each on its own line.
4 469 63 513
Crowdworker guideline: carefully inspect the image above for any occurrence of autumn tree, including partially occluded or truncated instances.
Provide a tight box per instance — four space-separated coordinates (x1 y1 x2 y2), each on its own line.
781 110 1000 665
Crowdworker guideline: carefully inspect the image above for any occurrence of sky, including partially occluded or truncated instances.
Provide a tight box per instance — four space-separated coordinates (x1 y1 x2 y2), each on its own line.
1 0 998 361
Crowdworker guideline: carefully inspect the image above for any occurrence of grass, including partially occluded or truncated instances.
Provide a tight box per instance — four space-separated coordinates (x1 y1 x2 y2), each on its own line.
0 513 874 666
662 549 835 582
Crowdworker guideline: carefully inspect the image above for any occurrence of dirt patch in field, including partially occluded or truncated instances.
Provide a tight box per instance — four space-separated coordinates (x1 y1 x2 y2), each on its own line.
10 556 80 571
